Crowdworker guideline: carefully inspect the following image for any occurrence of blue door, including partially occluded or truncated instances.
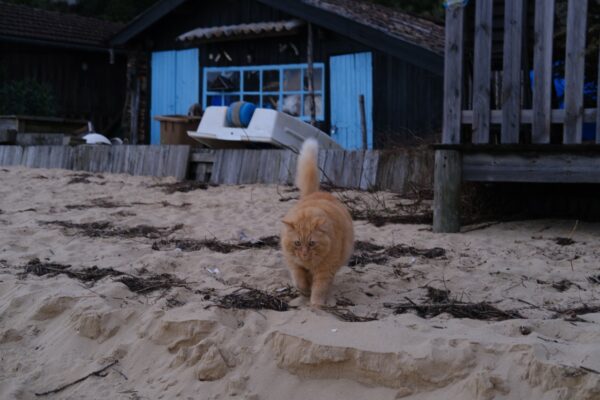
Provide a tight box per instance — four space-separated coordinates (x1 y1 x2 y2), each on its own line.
150 49 199 144
329 52 373 149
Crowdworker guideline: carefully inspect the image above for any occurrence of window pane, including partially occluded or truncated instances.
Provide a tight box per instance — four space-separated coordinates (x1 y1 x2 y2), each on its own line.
223 95 240 106
263 70 279 91
207 70 240 92
244 70 260 91
243 95 260 107
281 94 300 117
283 68 301 91
263 95 279 110
282 94 301 116
207 95 223 106
304 67 323 91
303 94 323 118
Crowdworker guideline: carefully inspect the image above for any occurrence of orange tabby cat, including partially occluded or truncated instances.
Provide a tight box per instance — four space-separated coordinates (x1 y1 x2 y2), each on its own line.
281 138 354 307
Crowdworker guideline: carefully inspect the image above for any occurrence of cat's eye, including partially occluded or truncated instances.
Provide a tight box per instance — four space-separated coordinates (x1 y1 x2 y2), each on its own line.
308 240 316 247
294 240 301 247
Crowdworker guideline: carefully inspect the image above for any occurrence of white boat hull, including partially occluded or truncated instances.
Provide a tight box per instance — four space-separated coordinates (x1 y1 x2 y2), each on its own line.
187 106 342 152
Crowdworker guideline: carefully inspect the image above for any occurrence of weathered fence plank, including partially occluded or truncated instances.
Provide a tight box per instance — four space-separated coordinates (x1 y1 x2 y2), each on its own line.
532 0 555 144
472 0 493 144
0 146 22 165
563 0 588 144
501 0 523 144
597 44 600 144
340 150 364 189
443 3 464 144
359 150 379 190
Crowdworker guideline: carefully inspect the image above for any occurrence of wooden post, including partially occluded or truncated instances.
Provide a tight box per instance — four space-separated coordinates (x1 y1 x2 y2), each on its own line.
563 0 588 144
472 0 493 144
359 94 367 149
307 22 316 126
597 37 600 144
442 4 464 144
501 0 523 144
433 150 462 233
532 0 555 144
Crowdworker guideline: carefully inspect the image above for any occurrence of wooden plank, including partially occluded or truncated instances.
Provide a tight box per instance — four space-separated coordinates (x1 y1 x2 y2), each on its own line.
0 146 23 165
374 151 410 192
221 150 244 184
532 0 555 143
359 150 379 190
278 150 296 185
442 4 464 144
256 149 279 184
433 150 462 233
238 150 261 184
501 0 523 144
472 0 493 143
359 95 368 149
340 150 364 189
598 43 600 144
563 0 588 144
323 150 345 187
166 145 190 180
462 108 598 124
210 150 225 185
463 152 600 183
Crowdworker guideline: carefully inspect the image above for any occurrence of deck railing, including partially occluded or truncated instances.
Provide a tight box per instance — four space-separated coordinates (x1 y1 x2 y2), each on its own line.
443 0 599 145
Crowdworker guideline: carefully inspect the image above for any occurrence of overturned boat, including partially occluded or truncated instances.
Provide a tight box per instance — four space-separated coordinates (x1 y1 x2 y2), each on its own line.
187 103 341 152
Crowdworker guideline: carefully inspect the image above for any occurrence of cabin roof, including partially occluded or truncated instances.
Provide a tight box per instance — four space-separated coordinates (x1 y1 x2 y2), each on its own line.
110 0 444 74
0 1 124 50
302 0 444 55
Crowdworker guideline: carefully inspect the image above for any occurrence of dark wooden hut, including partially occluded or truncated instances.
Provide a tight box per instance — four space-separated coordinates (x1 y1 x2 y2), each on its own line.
0 2 127 133
110 0 445 148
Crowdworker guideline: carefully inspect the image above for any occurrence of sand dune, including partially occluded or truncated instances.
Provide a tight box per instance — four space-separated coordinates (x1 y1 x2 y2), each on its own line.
1 166 599 399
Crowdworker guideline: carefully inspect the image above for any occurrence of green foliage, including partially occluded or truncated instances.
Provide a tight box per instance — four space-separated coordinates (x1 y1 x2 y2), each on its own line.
0 80 56 116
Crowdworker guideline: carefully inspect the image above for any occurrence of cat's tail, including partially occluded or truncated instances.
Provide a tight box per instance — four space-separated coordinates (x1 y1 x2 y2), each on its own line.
296 138 319 197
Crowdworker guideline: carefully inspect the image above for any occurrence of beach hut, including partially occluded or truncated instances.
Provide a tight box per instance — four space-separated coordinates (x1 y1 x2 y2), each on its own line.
110 0 445 149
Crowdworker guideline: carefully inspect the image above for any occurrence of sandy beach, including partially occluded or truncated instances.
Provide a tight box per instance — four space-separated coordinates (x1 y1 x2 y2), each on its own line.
1 166 600 400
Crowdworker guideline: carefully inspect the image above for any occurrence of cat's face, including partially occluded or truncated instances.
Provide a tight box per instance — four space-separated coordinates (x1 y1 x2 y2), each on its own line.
281 217 331 264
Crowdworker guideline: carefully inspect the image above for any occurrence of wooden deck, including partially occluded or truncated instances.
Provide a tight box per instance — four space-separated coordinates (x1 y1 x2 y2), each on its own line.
434 0 600 232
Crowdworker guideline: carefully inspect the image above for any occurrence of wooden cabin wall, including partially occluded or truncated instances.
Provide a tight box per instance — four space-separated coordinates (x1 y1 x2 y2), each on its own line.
0 42 126 134
130 0 443 147
372 52 443 147
0 43 127 132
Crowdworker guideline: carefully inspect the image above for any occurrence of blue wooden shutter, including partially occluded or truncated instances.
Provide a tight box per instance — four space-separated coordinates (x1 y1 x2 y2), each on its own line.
175 49 199 113
150 49 199 144
329 52 373 149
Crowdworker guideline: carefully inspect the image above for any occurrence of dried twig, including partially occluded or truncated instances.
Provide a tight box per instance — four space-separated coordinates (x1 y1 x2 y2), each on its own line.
35 360 118 396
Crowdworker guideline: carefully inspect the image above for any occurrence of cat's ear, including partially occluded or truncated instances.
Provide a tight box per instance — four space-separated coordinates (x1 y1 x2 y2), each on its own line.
282 219 295 229
313 217 329 232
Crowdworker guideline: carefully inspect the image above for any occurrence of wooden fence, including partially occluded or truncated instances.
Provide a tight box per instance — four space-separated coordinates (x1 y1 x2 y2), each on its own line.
0 145 434 193
445 0 598 145
0 145 190 180
195 148 433 192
